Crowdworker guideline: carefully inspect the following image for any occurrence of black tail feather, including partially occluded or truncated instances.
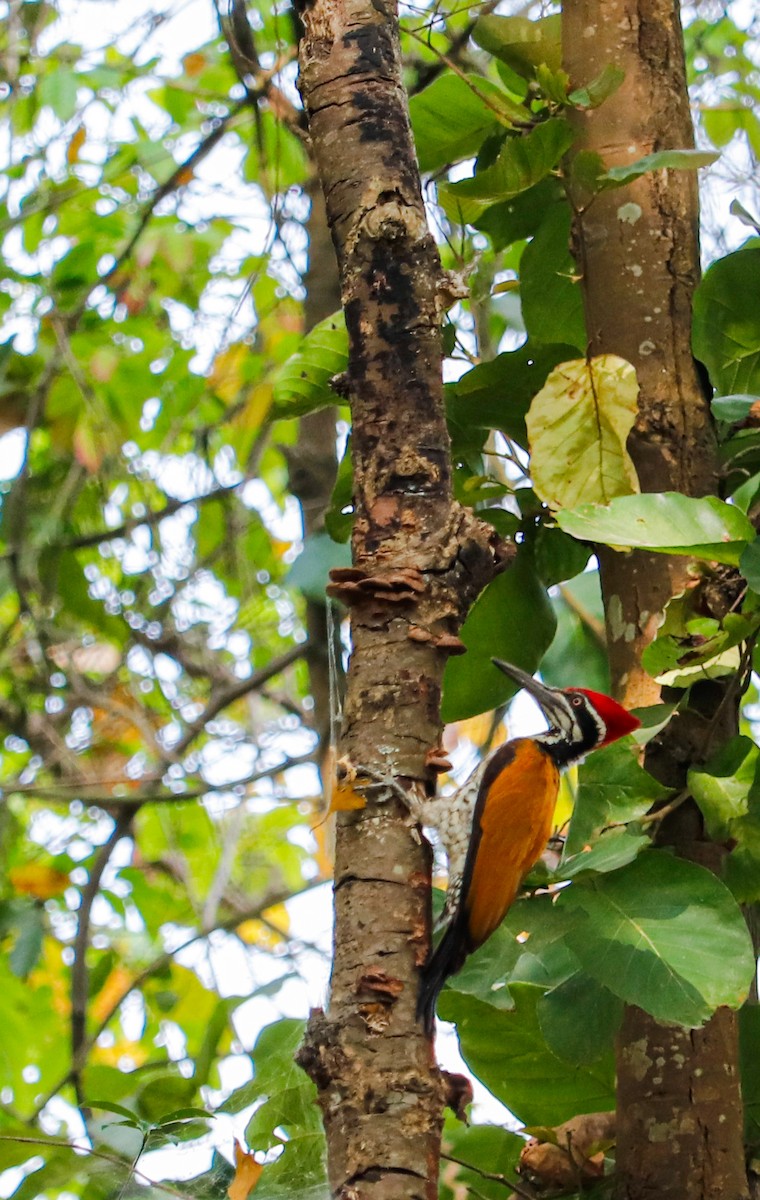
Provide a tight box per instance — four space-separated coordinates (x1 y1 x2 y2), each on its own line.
417 914 469 1037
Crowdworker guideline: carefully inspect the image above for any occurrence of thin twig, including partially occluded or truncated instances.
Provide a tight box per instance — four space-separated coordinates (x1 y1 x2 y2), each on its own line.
1 749 318 804
172 642 307 757
0 1135 197 1200
441 1152 537 1200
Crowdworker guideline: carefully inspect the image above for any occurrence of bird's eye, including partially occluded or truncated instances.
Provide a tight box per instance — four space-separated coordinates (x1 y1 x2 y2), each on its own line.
571 695 584 708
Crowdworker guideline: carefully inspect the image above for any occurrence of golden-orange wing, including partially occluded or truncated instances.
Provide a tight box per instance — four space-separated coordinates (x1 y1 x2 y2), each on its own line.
464 739 559 948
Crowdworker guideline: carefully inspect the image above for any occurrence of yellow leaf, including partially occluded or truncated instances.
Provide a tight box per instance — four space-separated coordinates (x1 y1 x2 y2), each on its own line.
10 864 69 900
183 51 207 77
91 1036 148 1068
236 903 290 949
328 781 366 813
228 1141 263 1200
91 967 133 1023
211 344 249 403
67 125 86 164
527 354 640 510
233 383 272 432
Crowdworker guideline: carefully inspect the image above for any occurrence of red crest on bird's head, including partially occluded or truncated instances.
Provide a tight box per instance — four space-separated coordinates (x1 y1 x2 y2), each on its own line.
574 689 641 746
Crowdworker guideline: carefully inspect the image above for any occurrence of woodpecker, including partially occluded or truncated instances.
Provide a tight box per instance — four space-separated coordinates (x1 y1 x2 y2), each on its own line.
417 658 640 1035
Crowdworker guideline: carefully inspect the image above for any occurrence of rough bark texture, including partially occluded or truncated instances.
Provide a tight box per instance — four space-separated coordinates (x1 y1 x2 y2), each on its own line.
563 3 748 1198
296 4 499 1198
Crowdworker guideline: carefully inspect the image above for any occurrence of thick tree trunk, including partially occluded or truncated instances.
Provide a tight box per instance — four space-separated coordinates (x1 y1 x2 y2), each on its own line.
296 4 498 1198
562 3 748 1198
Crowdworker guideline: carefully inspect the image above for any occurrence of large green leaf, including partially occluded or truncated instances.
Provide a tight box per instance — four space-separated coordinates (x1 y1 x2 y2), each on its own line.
440 119 575 223
564 741 670 856
474 176 561 251
222 1020 329 1200
693 246 760 394
689 736 759 838
642 590 757 685
441 984 615 1126
557 851 755 1026
689 736 760 902
410 75 520 172
520 203 586 350
286 531 352 601
527 355 640 508
537 972 623 1065
440 1120 524 1200
556 825 651 880
446 340 578 451
273 313 348 417
540 570 610 693
556 492 755 565
441 552 556 722
473 14 562 77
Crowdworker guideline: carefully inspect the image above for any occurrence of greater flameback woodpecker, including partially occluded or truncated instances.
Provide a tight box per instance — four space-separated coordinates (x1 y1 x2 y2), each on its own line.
417 659 640 1036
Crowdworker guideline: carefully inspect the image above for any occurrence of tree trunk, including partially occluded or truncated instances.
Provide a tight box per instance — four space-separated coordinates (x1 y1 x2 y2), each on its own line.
296 3 498 1197
562 2 748 1197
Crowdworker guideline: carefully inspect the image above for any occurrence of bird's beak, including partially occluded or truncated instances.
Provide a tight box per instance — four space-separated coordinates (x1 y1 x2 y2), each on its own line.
491 658 567 726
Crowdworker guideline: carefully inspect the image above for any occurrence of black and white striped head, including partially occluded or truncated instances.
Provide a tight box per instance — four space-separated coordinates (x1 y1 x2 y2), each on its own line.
492 659 641 766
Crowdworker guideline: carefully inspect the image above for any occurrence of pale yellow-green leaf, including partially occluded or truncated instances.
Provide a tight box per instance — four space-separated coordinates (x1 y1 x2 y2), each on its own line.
527 355 640 509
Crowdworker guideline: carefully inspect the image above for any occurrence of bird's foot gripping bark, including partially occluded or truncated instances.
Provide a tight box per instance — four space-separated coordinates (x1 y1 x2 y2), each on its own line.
335 756 427 823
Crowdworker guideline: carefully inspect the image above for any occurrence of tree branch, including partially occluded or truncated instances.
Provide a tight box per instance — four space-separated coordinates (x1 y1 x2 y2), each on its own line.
70 810 134 1111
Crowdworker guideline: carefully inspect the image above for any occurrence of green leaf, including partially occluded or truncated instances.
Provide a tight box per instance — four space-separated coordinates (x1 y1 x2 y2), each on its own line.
527 355 640 508
446 340 579 451
688 736 760 902
136 1074 196 1122
273 313 347 418
520 203 586 350
473 176 561 251
439 1121 523 1200
557 850 755 1026
568 64 626 109
446 895 579 1008
532 524 591 587
440 119 575 223
441 552 556 722
556 492 755 565
39 69 80 121
693 247 760 394
641 589 757 684
564 740 668 856
9 903 44 979
440 984 615 1125
50 240 99 311
540 571 610 693
688 735 758 839
711 393 760 423
473 14 562 77
742 538 760 590
538 972 623 1065
410 75 516 173
556 825 651 879
601 148 718 187
286 532 352 602
242 1020 328 1200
